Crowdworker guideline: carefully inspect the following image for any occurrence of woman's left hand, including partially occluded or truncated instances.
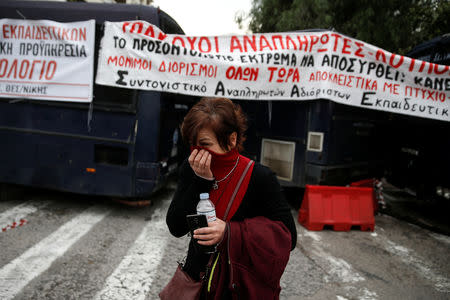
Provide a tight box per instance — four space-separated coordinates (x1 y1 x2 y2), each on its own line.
193 218 226 246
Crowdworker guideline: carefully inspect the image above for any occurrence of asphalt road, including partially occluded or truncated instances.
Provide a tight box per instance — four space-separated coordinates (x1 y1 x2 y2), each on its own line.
0 185 449 300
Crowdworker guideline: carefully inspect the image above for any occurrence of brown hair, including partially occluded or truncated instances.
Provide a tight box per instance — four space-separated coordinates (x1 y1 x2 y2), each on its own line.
181 97 247 152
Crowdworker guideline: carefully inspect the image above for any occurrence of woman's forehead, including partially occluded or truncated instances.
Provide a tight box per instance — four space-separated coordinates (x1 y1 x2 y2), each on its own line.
197 128 216 140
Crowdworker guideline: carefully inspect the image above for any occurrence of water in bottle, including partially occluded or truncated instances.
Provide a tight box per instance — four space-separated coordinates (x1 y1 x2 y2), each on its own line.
196 193 216 253
196 193 216 222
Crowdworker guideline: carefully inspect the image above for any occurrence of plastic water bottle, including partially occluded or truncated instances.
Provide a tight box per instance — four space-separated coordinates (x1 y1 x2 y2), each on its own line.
197 193 216 223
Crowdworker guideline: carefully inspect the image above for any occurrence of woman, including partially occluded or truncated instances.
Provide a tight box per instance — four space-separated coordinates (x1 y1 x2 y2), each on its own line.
166 97 297 299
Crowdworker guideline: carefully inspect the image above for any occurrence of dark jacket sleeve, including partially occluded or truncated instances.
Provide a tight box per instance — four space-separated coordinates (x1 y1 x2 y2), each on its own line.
166 159 213 237
251 164 297 250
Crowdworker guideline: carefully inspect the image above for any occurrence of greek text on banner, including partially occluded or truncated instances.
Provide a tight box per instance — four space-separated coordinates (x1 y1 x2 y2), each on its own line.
0 18 95 103
95 21 450 121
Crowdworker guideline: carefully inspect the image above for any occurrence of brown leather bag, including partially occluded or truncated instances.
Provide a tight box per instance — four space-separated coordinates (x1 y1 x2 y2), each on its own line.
159 264 203 300
159 160 254 300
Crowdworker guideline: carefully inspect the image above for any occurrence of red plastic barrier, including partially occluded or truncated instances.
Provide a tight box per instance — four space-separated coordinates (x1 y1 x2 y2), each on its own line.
350 178 384 212
350 178 375 187
298 185 375 231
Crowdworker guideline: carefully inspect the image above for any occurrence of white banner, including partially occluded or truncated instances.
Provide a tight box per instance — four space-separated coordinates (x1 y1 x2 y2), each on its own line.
0 19 95 102
96 21 450 121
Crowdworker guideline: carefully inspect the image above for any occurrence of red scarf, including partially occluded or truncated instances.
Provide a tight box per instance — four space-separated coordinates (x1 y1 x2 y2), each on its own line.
191 146 254 221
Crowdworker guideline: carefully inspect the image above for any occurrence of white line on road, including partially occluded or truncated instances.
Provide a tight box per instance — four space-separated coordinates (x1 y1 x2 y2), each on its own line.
384 238 450 293
297 227 378 299
0 200 52 232
429 232 450 246
0 205 111 300
94 205 170 300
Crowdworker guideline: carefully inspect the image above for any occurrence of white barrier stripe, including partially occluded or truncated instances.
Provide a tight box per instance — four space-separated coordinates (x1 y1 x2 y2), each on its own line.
0 205 111 300
94 206 169 300
0 201 52 231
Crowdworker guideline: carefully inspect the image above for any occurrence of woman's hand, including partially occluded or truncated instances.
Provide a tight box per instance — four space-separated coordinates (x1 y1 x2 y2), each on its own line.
188 149 213 180
193 218 226 246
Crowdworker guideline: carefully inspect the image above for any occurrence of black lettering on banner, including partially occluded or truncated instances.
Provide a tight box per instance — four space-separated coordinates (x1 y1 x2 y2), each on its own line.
116 70 128 86
291 85 300 97
215 81 225 96
361 91 376 106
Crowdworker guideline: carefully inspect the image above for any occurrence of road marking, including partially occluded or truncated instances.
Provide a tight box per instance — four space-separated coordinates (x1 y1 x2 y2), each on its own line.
384 239 450 293
297 227 378 299
0 200 51 232
429 232 450 246
94 205 170 300
0 205 111 300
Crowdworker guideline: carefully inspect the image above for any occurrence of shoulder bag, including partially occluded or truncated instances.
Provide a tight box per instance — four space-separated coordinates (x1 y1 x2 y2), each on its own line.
159 160 254 300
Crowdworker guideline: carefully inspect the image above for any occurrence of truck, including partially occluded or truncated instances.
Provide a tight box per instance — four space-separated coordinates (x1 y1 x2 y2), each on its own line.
0 0 194 202
384 33 450 201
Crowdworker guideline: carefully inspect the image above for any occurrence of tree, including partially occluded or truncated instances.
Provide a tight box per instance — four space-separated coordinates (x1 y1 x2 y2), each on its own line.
240 0 449 54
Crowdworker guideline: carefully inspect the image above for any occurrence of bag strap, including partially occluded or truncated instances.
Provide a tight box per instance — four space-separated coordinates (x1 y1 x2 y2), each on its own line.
223 159 254 220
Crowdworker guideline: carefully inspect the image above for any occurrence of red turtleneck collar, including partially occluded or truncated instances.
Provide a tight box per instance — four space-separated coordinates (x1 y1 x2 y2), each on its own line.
190 146 254 221
190 146 239 180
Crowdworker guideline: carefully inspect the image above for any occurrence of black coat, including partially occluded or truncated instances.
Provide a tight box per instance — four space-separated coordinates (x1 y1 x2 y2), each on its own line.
166 159 297 280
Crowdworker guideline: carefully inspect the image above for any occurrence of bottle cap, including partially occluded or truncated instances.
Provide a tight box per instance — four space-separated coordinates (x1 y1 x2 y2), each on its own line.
199 193 209 200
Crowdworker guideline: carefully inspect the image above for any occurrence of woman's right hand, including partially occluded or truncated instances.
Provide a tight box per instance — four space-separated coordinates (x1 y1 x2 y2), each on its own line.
188 149 213 180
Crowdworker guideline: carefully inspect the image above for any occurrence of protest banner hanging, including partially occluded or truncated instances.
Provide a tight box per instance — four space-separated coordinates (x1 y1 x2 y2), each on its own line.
96 21 450 121
0 18 95 102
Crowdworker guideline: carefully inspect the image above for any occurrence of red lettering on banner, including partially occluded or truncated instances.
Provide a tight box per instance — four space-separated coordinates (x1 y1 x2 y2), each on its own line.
243 36 257 52
0 59 56 80
159 61 166 72
405 85 447 102
418 60 426 72
383 82 399 95
259 36 273 51
342 38 352 54
2 25 9 38
130 22 144 34
331 33 341 52
226 66 259 81
214 37 220 53
19 59 30 79
29 60 41 79
144 25 155 38
434 64 449 75
285 36 297 50
354 42 365 57
309 35 319 52
7 59 18 79
122 22 166 41
172 36 185 47
389 54 404 68
408 58 416 72
309 70 378 91
158 32 167 41
159 60 218 78
297 35 308 51
198 37 211 53
186 37 197 50
2 24 87 41
272 35 285 50
267 67 300 83
230 36 243 52
24 26 32 39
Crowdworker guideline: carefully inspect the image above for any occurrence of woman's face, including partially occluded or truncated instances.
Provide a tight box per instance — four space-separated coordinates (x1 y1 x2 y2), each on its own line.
196 127 236 154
